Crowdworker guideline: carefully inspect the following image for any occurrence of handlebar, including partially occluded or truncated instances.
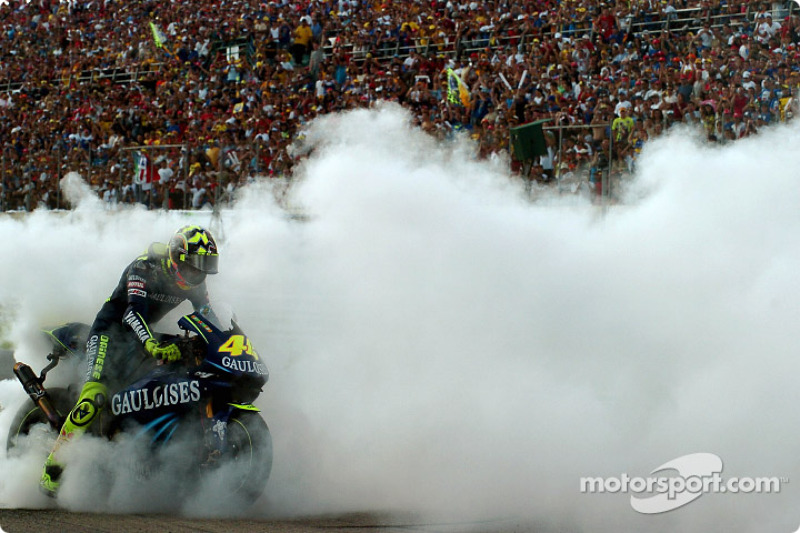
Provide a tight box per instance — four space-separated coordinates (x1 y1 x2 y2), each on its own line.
155 332 204 364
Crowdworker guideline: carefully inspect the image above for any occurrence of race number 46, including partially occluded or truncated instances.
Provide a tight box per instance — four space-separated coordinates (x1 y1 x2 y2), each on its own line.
219 335 259 359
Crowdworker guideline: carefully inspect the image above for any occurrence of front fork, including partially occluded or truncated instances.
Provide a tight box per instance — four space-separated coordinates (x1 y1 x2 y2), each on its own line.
13 362 65 431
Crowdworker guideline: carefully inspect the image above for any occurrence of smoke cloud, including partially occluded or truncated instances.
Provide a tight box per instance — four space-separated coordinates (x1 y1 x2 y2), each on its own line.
0 103 799 531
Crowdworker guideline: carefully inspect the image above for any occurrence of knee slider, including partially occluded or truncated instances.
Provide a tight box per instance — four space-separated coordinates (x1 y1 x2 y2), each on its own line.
68 382 108 428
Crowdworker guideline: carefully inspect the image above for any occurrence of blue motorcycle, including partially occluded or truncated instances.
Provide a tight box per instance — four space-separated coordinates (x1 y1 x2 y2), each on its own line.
8 311 273 504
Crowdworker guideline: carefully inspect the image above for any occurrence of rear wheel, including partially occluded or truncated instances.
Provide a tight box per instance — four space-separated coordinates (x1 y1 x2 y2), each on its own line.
6 388 74 454
223 411 273 503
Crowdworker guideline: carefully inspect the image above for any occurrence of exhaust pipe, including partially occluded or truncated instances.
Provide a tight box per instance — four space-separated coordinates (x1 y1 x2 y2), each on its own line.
13 362 64 430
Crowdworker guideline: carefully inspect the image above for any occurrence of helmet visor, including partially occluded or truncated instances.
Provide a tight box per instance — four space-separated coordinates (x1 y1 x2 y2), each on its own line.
184 253 219 274
177 263 207 286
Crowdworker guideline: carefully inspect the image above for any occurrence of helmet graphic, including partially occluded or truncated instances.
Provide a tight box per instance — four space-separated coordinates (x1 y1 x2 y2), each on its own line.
168 225 219 288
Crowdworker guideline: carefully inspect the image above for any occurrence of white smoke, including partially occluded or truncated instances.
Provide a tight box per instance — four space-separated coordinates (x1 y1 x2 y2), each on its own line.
0 103 799 532
59 172 103 210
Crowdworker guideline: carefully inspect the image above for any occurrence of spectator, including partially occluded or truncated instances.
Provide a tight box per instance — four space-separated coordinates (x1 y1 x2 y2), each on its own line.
755 13 781 45
0 0 795 210
291 17 313 66
157 159 174 186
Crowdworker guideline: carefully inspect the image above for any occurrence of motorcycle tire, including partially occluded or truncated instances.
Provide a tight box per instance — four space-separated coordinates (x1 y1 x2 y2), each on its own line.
223 410 273 504
6 387 74 454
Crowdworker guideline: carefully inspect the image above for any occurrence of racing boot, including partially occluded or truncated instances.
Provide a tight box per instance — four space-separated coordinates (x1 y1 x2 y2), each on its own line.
40 454 64 497
39 381 108 497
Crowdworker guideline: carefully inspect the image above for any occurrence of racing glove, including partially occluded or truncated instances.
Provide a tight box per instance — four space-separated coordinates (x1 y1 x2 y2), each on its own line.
145 338 182 362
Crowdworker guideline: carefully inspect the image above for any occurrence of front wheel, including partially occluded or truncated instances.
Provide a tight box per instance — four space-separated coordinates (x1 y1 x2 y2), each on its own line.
222 410 273 504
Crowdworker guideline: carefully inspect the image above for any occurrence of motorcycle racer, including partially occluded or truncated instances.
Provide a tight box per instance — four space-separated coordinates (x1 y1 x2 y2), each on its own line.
40 225 220 496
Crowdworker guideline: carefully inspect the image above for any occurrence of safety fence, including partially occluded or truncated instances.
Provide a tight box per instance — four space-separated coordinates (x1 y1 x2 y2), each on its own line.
531 122 618 202
0 126 617 213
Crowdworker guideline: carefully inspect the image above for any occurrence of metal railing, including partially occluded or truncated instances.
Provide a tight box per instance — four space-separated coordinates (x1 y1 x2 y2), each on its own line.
0 62 164 94
317 6 753 62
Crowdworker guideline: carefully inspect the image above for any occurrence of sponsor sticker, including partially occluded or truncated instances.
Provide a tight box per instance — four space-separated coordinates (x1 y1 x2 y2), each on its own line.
111 380 201 415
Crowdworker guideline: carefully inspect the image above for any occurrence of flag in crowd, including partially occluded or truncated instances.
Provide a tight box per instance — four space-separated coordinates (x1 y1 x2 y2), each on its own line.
133 151 155 189
149 22 167 49
446 68 470 107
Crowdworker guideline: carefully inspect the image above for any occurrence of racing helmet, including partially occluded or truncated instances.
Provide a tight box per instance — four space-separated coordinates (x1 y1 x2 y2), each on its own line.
168 225 219 288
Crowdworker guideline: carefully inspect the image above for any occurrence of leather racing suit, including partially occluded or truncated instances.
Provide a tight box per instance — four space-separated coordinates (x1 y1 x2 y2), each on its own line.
41 242 215 494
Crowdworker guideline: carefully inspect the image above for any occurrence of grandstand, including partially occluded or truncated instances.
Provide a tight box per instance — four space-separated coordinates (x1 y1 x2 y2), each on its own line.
0 0 797 210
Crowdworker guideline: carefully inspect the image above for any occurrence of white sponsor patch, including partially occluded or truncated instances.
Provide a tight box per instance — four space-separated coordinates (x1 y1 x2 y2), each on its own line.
111 381 202 415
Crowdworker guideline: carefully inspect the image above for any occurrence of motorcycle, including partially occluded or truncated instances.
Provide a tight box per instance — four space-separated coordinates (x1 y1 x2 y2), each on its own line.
6 310 273 504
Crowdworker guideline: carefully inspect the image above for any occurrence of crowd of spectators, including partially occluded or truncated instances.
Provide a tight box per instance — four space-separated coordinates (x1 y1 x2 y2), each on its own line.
0 0 798 210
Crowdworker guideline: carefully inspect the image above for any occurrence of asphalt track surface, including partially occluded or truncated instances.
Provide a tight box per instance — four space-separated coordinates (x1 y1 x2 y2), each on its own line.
0 509 531 533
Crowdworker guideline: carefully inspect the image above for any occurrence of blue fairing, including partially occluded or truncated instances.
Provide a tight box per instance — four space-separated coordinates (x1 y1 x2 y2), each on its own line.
106 311 267 445
136 412 180 444
43 322 91 357
180 313 269 385
109 370 204 426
